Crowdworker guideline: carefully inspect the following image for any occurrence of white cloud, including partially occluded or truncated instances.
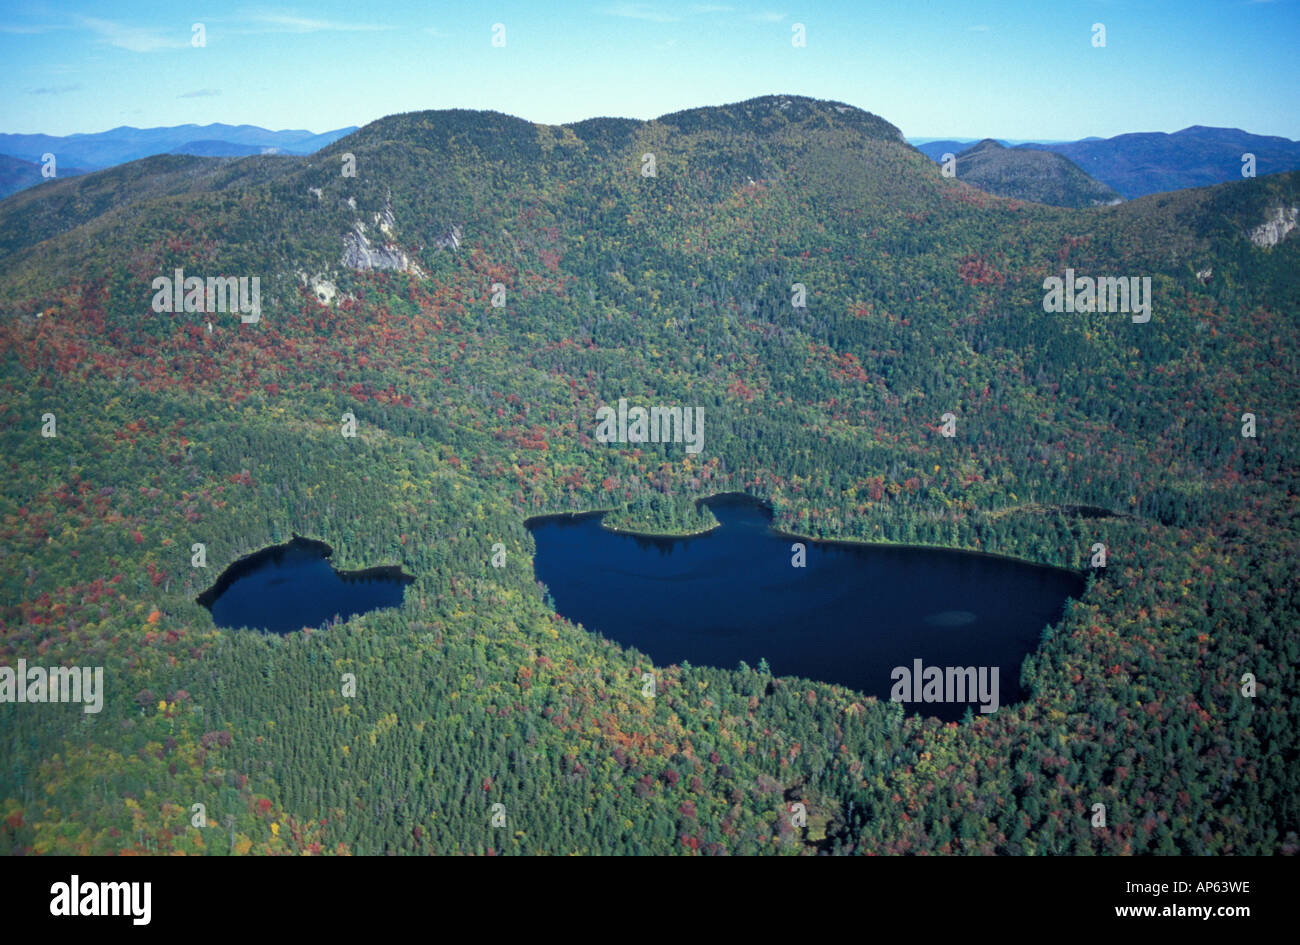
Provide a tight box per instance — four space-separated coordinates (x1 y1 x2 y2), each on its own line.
601 3 783 24
599 3 681 23
76 16 189 52
243 12 393 33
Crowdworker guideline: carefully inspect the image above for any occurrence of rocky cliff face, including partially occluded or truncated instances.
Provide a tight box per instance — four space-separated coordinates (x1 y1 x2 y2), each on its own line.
373 198 396 236
1247 205 1298 248
339 190 455 272
341 220 414 271
296 270 338 305
432 225 462 251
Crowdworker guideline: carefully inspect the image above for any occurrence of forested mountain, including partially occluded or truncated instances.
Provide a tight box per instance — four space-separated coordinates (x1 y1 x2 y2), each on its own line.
0 123 356 199
918 127 1300 199
914 138 1070 160
1 93 1297 855
165 140 284 158
1016 126 1300 198
948 139 1121 207
0 123 358 169
0 154 88 200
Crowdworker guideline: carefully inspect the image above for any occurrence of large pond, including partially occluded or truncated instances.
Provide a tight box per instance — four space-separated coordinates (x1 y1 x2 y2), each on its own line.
197 534 413 634
528 494 1086 720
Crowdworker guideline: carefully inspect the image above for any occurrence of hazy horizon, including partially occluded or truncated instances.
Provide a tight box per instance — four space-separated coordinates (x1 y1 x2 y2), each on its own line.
4 108 1296 149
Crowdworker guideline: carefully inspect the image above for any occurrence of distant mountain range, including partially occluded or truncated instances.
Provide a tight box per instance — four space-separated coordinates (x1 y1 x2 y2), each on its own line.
946 139 1120 208
914 126 1300 200
5 120 1297 206
0 153 90 200
0 123 355 198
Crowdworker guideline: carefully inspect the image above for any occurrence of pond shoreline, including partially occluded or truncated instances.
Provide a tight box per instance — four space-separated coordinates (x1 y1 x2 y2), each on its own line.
527 493 1089 721
525 493 1090 577
196 532 415 614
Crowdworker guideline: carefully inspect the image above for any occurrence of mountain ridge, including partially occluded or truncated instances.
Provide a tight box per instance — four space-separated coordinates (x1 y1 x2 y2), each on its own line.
916 125 1300 198
8 98 1296 297
950 138 1122 208
0 122 357 193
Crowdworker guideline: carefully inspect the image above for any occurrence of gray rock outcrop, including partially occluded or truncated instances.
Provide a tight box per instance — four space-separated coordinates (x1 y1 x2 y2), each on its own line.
1247 205 1298 248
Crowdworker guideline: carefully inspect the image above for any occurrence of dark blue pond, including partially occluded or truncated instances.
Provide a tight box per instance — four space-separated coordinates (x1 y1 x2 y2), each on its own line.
197 535 413 634
528 494 1086 720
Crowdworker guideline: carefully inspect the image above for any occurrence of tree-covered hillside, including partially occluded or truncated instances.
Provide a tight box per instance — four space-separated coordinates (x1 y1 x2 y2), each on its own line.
1 95 1297 855
951 138 1121 207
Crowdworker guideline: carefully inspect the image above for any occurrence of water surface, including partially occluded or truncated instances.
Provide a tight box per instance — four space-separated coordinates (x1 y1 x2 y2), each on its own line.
197 535 413 634
528 495 1085 720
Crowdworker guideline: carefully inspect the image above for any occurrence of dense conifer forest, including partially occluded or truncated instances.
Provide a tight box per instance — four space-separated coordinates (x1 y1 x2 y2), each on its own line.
1 96 1297 854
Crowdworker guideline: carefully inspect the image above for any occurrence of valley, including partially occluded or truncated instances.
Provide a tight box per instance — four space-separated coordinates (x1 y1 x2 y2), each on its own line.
0 94 1296 856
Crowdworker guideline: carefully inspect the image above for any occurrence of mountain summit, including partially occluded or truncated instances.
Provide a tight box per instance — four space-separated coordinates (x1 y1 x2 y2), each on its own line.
654 95 906 142
952 138 1122 207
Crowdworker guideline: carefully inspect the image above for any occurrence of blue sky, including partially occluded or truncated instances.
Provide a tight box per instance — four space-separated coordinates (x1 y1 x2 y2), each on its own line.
2 1 1297 139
